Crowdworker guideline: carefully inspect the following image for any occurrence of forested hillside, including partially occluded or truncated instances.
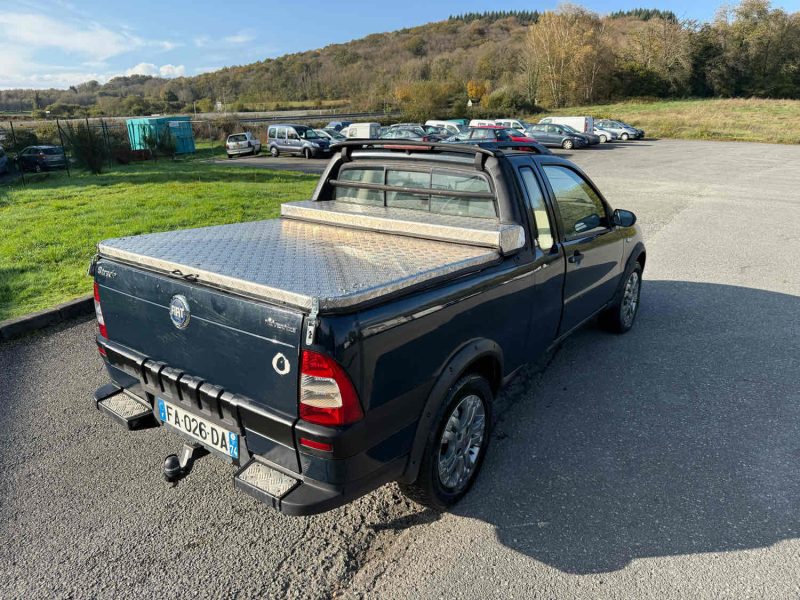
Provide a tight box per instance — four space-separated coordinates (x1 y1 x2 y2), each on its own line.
1 0 798 119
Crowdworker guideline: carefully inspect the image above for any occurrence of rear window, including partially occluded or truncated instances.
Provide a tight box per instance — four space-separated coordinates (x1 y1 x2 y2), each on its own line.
229 134 247 142
42 147 62 155
333 165 496 218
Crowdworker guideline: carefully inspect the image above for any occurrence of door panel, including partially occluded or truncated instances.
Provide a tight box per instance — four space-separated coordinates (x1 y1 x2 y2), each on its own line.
514 159 565 356
541 164 624 333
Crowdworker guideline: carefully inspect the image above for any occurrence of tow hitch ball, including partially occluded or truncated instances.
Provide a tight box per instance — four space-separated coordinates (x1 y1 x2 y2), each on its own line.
163 442 206 482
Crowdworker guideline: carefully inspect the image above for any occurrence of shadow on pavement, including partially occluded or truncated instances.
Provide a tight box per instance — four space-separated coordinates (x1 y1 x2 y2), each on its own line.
458 280 799 574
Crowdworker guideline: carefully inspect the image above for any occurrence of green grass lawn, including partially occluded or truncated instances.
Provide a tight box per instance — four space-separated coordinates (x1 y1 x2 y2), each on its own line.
532 98 800 144
0 155 317 320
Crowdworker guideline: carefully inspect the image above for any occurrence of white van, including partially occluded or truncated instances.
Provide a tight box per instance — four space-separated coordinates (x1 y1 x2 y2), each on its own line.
468 119 498 128
425 120 464 136
538 116 594 134
345 122 382 139
494 119 531 132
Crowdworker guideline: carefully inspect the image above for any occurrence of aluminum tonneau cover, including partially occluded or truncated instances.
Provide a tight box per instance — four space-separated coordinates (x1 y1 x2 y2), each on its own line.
97 201 521 313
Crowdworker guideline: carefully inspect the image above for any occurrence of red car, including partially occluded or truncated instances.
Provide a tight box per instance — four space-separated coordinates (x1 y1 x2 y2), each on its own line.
450 126 541 151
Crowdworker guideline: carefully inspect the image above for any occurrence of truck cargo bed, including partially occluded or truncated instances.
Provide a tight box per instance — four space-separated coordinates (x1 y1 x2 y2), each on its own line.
98 212 502 312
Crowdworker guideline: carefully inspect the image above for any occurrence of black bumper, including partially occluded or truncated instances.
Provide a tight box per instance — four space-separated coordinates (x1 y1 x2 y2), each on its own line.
94 335 408 515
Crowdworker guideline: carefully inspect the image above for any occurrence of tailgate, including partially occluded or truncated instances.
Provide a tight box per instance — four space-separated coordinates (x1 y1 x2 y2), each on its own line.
96 258 303 417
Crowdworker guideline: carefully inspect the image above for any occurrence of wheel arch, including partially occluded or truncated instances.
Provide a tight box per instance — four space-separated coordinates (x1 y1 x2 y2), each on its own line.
399 338 503 484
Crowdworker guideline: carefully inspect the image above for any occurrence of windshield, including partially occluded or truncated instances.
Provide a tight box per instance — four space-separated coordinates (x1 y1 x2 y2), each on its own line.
301 129 320 139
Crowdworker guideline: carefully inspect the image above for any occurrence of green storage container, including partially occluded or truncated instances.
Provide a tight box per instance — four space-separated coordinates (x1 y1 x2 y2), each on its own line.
126 116 195 154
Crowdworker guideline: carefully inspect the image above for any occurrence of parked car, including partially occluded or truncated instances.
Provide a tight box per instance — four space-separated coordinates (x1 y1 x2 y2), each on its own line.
468 119 499 128
494 119 533 133
0 146 8 174
593 126 618 143
267 124 331 159
344 122 382 139
325 121 352 132
316 129 346 143
91 139 644 516
526 124 589 150
559 124 600 145
424 120 466 136
617 120 646 139
380 126 433 141
594 119 644 141
538 116 595 135
18 145 67 172
225 132 261 158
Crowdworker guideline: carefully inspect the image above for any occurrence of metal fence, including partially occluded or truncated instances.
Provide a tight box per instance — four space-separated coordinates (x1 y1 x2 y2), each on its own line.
0 110 398 187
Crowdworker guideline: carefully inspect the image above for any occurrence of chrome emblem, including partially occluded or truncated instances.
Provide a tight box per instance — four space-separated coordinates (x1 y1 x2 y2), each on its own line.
272 352 291 376
169 295 191 330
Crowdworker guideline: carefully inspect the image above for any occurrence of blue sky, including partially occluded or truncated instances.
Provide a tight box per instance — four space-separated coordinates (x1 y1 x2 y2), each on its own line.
2 0 799 89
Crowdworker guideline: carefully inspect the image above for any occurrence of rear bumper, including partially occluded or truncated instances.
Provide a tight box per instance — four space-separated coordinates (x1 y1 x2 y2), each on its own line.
94 335 409 515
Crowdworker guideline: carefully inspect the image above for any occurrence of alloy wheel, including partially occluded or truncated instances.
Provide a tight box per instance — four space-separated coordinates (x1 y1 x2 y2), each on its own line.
437 394 486 492
620 271 640 327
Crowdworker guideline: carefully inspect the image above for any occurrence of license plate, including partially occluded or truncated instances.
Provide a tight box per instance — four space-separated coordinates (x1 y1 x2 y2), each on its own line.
157 398 239 460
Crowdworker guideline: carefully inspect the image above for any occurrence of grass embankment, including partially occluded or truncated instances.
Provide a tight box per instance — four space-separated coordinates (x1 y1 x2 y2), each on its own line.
533 98 800 144
0 153 317 320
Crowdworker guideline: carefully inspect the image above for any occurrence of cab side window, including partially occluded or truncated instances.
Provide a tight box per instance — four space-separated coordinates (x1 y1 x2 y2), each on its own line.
543 165 608 239
519 167 554 250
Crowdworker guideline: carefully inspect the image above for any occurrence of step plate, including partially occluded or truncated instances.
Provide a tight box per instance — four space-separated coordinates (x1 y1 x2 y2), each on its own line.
97 392 154 430
235 460 299 508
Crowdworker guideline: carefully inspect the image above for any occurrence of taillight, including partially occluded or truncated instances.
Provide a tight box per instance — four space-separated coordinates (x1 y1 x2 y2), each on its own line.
94 281 108 340
299 350 363 426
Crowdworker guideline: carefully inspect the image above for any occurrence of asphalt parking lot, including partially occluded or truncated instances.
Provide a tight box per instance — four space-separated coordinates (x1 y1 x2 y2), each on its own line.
2 139 799 599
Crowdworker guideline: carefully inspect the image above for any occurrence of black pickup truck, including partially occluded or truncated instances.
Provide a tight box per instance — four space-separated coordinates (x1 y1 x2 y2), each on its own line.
91 140 645 516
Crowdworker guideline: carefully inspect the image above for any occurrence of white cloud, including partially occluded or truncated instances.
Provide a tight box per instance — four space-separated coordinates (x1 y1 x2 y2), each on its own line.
0 13 142 61
223 31 256 44
158 64 186 78
0 12 181 89
125 63 186 78
194 35 211 48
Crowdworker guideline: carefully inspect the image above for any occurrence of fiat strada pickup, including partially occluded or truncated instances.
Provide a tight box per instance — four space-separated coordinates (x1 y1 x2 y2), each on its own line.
90 140 645 515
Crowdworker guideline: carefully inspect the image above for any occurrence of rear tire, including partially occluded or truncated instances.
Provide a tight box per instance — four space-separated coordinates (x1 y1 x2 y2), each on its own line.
270 146 279 157
227 153 233 159
601 262 642 333
399 374 492 511
34 164 43 173
562 139 574 150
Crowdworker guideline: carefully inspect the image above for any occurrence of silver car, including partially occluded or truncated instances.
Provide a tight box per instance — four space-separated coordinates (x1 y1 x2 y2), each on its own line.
594 119 643 141
593 127 618 143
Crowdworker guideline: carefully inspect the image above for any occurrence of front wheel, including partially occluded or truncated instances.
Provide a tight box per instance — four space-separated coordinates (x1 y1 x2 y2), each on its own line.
34 164 43 173
601 263 642 333
599 134 608 143
303 148 312 159
562 139 574 150
620 132 629 141
399 374 492 511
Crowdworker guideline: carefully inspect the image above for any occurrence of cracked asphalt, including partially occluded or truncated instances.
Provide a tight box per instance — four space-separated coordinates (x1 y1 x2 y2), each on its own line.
2 139 798 599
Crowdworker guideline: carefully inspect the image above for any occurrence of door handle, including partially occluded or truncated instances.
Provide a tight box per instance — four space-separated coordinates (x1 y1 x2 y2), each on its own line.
568 250 584 264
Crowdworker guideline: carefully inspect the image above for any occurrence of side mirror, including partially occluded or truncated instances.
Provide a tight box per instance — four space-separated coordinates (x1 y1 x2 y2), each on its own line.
613 209 637 228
